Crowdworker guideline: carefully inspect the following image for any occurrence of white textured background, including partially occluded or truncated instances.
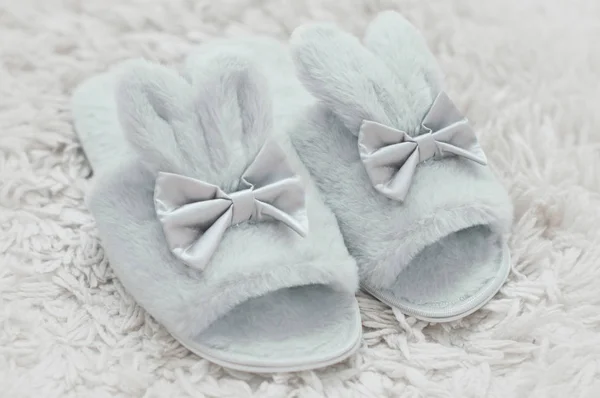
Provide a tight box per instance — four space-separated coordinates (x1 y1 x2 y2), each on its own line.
1 0 600 397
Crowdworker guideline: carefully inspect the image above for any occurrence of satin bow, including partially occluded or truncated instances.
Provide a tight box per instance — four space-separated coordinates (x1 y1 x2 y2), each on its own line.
358 91 488 201
154 140 309 271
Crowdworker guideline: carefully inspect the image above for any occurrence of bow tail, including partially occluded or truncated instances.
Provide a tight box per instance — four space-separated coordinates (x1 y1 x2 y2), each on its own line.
373 150 420 201
436 142 488 165
428 119 487 165
254 200 309 237
172 210 234 271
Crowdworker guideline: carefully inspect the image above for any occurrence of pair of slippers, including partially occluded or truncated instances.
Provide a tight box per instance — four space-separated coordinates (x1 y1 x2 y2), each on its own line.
71 11 512 373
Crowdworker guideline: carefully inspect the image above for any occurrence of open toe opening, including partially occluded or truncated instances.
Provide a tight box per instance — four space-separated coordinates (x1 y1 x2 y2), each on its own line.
177 285 361 372
364 225 510 322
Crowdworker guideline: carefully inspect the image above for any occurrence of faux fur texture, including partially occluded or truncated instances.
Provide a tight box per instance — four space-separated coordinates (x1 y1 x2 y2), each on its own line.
195 285 359 360
289 14 513 289
2 0 600 396
71 64 132 172
75 53 358 340
392 226 502 306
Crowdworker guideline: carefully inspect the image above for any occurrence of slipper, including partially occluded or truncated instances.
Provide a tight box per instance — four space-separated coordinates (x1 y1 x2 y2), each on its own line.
70 51 362 372
286 11 513 322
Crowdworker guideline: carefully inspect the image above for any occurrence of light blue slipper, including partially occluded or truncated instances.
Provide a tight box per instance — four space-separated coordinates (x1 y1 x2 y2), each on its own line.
286 12 513 322
71 50 362 372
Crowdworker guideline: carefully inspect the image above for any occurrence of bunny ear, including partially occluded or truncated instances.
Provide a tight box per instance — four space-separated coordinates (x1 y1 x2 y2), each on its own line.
363 11 444 116
182 51 273 184
290 23 421 135
116 59 193 174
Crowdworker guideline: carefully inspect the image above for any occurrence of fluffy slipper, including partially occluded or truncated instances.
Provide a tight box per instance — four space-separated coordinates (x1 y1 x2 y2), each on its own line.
70 51 361 372
288 11 513 322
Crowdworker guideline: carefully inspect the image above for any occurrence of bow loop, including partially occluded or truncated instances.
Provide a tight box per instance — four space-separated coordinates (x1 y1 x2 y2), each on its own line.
358 91 488 201
154 140 309 271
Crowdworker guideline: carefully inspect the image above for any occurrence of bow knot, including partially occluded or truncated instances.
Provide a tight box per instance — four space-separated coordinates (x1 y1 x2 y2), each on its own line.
230 189 256 225
154 140 309 271
358 91 488 201
413 132 439 161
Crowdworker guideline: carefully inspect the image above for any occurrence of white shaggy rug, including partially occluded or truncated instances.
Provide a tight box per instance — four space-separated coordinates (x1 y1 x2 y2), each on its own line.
1 0 599 397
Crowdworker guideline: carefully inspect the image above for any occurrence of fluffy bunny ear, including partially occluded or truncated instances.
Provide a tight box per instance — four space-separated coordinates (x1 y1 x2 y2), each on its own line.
291 15 445 137
363 11 444 115
182 51 273 186
290 23 417 135
116 59 195 174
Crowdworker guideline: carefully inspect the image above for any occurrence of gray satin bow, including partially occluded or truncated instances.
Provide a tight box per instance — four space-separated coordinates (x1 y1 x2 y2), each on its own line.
154 140 309 271
358 91 488 201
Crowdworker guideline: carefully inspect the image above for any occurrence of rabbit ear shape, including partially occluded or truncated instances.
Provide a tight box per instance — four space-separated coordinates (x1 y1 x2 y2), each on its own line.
116 59 194 174
363 11 444 117
290 23 421 135
182 51 273 186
